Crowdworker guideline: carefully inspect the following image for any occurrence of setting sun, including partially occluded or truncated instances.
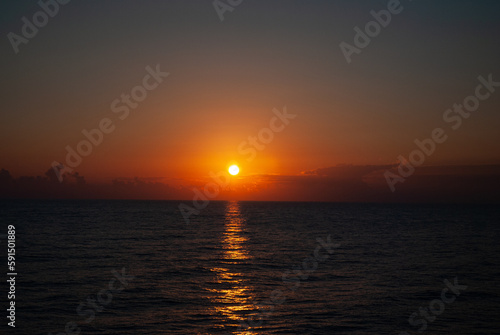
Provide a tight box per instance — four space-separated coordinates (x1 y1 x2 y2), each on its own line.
228 165 239 176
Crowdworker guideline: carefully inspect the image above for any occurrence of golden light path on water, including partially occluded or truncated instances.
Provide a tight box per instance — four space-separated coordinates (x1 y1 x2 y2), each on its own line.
208 201 256 334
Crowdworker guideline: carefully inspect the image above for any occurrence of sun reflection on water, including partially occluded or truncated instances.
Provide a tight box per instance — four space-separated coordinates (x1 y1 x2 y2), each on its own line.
208 201 255 334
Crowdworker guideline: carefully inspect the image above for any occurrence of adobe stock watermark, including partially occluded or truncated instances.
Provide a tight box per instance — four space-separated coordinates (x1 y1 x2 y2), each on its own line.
213 0 243 21
236 235 340 331
51 64 169 182
399 277 467 334
339 0 414 64
7 0 71 54
385 73 499 192
179 106 297 224
48 267 134 335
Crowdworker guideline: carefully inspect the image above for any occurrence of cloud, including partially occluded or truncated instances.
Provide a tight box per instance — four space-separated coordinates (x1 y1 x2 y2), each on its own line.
1 164 499 203
220 164 500 203
0 168 191 200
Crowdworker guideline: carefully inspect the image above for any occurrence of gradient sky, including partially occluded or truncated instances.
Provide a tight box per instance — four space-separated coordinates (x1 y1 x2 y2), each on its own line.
1 0 500 200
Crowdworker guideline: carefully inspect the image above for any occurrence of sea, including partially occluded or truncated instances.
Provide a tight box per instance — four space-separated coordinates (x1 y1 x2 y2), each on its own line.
1 200 499 334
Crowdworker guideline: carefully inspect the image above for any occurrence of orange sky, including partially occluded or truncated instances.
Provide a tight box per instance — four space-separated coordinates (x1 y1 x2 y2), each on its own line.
1 1 500 201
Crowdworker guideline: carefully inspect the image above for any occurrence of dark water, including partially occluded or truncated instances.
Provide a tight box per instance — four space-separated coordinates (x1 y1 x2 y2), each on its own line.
1 200 499 334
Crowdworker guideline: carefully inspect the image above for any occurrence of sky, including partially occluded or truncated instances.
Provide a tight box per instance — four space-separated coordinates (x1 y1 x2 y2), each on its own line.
1 0 500 201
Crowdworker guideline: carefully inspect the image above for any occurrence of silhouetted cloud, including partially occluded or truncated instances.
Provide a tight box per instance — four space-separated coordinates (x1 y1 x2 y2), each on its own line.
0 169 190 200
1 164 499 203
219 164 500 203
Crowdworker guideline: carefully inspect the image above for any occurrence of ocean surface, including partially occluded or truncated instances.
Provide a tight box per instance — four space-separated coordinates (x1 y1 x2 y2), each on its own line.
1 200 499 334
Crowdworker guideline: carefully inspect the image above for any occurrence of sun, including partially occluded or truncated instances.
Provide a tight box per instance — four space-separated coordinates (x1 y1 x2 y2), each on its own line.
228 164 239 176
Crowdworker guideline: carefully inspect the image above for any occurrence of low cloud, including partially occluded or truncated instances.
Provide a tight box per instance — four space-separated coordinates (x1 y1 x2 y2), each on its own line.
1 164 499 203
